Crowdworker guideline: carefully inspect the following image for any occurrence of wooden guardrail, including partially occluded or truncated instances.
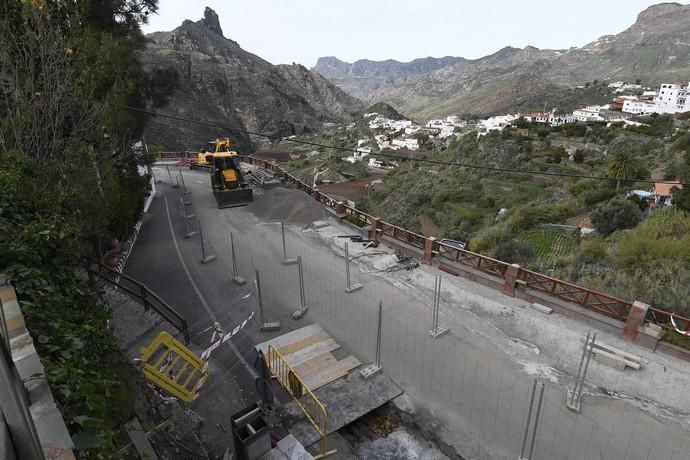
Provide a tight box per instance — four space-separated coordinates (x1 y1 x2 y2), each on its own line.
87 258 191 344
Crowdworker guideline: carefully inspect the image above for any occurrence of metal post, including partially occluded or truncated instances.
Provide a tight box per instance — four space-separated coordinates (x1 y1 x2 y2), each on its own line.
198 220 216 264
291 256 308 319
184 206 198 238
376 300 383 367
281 222 297 265
361 301 383 379
526 383 545 460
166 165 175 185
344 242 362 293
179 170 191 195
519 380 537 459
256 271 280 331
0 297 9 352
567 331 596 412
429 275 449 338
0 341 45 460
230 234 246 285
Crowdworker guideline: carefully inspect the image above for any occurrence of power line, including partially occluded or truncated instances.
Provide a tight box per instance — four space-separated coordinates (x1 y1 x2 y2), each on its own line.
112 103 686 186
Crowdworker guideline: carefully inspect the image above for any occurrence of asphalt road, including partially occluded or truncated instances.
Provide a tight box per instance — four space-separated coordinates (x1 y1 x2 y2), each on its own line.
126 167 690 460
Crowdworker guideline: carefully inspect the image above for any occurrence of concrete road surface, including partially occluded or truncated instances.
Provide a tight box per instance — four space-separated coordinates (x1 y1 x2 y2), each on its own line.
126 167 690 460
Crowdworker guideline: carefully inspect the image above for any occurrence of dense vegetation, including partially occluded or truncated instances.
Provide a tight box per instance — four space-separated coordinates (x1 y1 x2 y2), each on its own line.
0 1 174 456
274 113 690 319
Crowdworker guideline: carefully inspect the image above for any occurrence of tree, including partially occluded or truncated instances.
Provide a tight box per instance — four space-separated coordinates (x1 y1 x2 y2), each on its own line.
573 149 585 163
606 151 643 190
591 198 642 236
494 239 534 264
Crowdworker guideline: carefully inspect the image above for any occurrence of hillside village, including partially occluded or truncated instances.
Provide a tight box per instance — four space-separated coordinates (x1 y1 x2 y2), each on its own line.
344 81 690 161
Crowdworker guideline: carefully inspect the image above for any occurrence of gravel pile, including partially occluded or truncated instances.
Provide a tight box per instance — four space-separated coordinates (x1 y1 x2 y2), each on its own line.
246 187 328 225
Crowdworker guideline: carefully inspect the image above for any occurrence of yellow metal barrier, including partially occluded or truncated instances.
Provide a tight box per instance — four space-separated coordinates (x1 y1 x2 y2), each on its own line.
267 345 336 458
139 332 209 403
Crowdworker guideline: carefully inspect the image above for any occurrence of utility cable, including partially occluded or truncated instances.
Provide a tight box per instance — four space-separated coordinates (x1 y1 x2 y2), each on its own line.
111 103 687 186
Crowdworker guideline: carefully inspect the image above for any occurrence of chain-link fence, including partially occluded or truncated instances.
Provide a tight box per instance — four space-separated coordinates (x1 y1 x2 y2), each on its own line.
155 167 690 460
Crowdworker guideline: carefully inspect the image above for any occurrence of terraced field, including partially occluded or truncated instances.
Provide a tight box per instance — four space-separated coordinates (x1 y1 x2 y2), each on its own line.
519 228 578 263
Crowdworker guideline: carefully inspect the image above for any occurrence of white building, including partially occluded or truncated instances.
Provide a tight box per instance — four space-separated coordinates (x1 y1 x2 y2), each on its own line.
345 147 371 163
477 114 518 135
654 82 690 114
622 99 657 115
573 106 605 122
391 138 419 150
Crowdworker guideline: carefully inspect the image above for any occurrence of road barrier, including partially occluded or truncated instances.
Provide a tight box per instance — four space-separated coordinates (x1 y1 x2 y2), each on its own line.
266 345 334 458
156 154 690 343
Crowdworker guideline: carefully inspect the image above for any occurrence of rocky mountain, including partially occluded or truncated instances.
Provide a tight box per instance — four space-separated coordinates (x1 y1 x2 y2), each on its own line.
313 2 690 119
142 8 364 152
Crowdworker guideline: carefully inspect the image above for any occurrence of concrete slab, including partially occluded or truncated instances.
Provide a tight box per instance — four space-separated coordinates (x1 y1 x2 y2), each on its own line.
261 434 313 460
278 371 401 448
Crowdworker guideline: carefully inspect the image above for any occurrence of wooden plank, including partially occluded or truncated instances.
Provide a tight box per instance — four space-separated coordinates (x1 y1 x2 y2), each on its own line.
303 356 362 390
283 340 340 367
293 353 337 379
594 342 641 364
256 324 325 354
124 418 159 460
593 348 641 370
277 331 329 356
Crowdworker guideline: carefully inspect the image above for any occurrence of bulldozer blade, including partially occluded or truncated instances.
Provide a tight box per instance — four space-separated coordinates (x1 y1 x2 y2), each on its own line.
214 188 253 208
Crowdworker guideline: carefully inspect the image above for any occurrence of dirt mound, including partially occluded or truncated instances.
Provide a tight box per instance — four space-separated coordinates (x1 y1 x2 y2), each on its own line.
246 187 328 225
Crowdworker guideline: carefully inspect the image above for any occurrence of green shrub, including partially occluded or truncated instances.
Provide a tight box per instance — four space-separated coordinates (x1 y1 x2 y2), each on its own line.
575 238 609 265
493 239 534 264
591 198 642 236
581 186 617 206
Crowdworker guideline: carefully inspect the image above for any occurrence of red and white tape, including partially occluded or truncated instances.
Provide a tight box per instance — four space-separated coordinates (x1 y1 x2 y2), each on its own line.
200 311 255 362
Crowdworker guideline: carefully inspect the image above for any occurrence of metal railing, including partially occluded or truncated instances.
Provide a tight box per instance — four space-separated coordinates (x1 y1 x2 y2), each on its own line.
87 259 191 344
266 345 334 458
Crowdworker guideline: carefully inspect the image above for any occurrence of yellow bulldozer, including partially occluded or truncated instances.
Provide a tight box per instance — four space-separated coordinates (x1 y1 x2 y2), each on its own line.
201 138 253 208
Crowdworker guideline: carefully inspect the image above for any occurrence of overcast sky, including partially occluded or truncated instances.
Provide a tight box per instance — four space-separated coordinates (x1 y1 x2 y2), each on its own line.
143 1 673 66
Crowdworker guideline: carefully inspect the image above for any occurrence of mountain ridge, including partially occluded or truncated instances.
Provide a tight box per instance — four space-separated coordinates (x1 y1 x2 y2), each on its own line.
142 7 364 152
313 2 690 119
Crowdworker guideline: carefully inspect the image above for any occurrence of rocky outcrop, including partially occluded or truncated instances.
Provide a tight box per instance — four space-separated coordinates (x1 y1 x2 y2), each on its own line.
142 8 364 152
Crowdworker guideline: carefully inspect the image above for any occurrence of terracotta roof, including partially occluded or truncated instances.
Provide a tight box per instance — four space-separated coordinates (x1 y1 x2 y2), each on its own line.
654 181 683 197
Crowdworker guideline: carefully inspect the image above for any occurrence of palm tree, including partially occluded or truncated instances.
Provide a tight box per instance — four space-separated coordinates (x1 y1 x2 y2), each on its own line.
606 151 640 190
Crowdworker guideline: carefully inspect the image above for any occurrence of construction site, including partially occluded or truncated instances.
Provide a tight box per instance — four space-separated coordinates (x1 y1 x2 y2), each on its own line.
70 149 690 459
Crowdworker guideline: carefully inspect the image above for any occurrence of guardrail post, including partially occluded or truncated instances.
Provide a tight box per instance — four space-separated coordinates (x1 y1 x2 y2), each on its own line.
139 285 149 312
182 320 191 345
622 300 649 342
424 236 436 265
503 264 521 296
